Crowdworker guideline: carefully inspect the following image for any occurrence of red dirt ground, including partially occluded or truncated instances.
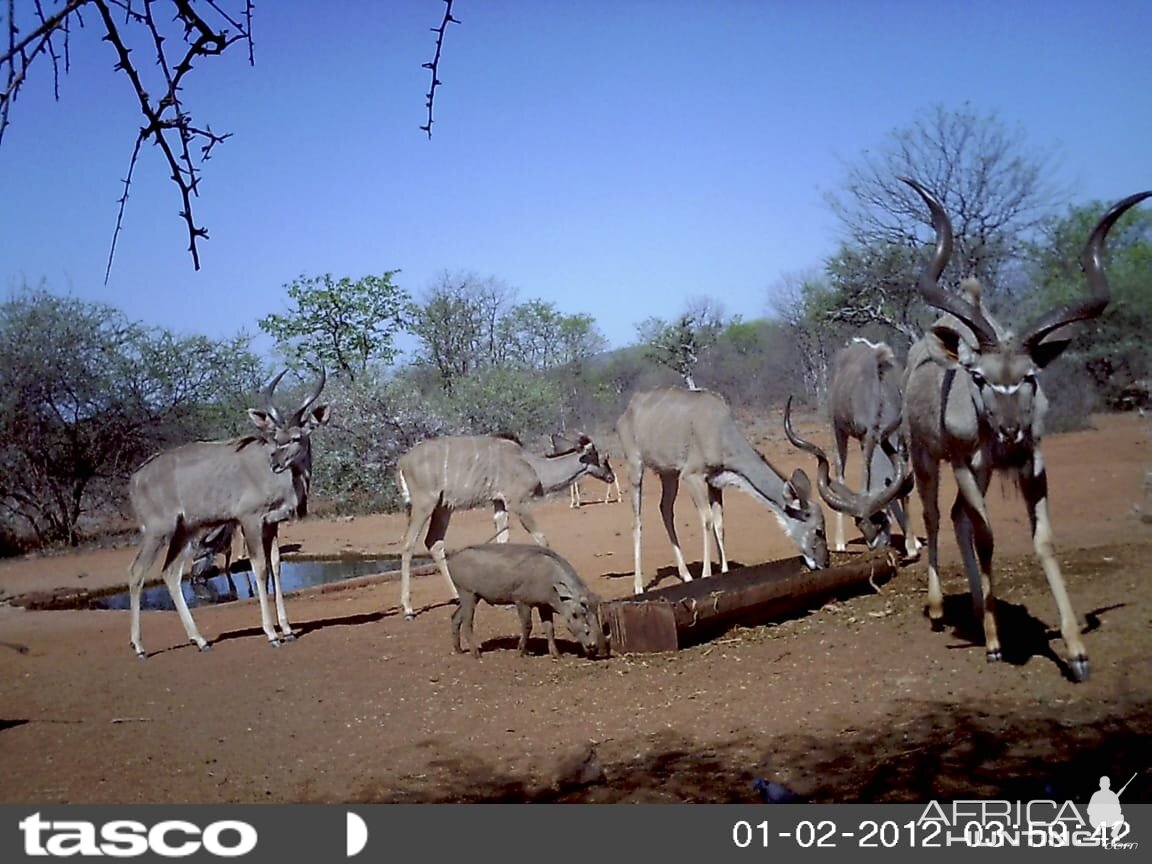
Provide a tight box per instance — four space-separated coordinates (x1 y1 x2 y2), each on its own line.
0 411 1149 804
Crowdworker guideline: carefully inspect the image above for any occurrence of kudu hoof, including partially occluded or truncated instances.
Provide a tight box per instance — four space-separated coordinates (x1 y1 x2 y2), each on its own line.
281 632 297 643
196 643 212 653
1069 657 1090 683
405 612 416 622
268 638 282 648
985 648 1002 664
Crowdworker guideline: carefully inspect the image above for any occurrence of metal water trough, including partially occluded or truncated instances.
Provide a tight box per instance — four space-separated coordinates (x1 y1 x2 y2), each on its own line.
600 549 899 654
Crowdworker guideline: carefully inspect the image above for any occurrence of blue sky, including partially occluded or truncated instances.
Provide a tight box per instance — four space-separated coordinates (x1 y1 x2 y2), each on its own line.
1 0 1149 355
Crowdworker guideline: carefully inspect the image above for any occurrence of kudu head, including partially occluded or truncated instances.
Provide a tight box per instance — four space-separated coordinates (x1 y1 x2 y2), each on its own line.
549 433 615 485
783 396 912 549
247 368 331 474
900 177 1152 449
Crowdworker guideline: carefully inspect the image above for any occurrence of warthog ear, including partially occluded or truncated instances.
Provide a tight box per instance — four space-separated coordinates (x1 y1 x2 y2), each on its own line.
247 409 278 435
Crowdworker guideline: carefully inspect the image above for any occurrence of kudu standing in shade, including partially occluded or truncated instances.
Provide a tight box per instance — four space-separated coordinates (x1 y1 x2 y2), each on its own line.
395 432 614 619
900 176 1151 682
126 369 330 657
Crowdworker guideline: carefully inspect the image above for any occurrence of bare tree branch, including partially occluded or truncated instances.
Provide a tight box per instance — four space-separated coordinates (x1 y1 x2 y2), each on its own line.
420 0 458 139
1 0 253 278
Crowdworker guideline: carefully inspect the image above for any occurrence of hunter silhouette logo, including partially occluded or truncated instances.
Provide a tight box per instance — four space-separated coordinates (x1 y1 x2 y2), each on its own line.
1087 773 1137 842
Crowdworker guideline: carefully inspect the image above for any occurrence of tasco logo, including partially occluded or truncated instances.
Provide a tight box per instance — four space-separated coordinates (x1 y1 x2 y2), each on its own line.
18 813 258 857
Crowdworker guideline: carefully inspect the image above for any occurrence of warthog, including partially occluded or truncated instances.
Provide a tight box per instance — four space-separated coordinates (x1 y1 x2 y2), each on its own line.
447 544 609 660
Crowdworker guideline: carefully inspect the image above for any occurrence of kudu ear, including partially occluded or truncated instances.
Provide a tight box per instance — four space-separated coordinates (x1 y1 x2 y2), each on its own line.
305 403 332 428
550 433 576 454
247 409 279 434
925 322 980 370
1027 326 1077 370
784 468 814 516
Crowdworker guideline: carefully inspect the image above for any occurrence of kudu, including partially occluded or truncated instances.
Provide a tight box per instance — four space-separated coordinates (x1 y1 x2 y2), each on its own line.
127 369 330 657
806 338 919 555
900 176 1151 682
395 432 614 619
616 386 829 595
782 395 913 553
551 433 622 508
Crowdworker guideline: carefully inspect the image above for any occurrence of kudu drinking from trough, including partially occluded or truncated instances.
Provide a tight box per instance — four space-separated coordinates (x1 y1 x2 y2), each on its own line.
782 395 913 555
900 176 1151 682
789 338 919 556
395 432 614 619
126 369 330 657
616 386 830 596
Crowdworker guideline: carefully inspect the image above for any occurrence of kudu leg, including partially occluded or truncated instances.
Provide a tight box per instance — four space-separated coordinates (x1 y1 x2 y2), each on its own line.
493 500 511 543
952 464 1001 664
629 465 646 595
912 454 945 629
425 506 460 607
243 519 284 647
511 504 548 547
683 474 716 578
128 531 166 658
399 501 435 619
881 437 921 558
162 552 211 653
266 528 294 641
1021 453 1089 681
833 430 850 552
709 485 728 574
658 474 693 583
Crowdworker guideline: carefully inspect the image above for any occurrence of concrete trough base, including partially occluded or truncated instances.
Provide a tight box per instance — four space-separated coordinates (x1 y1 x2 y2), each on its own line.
600 548 899 654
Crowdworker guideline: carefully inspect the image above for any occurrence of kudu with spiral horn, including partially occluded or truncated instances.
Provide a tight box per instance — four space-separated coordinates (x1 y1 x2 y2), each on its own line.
783 395 913 552
126 368 330 657
899 176 1151 682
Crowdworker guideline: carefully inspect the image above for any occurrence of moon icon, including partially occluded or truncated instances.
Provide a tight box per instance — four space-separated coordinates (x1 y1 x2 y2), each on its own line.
346 812 369 857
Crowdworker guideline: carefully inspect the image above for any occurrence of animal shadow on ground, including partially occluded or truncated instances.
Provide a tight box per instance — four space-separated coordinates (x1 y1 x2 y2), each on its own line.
473 634 592 659
142 609 399 656
603 561 751 594
933 594 1124 683
345 701 1152 803
214 609 396 645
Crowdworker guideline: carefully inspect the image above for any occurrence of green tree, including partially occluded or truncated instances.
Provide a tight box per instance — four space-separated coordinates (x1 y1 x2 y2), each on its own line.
1027 199 1152 408
259 272 409 380
408 273 517 391
0 285 263 547
636 298 726 389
